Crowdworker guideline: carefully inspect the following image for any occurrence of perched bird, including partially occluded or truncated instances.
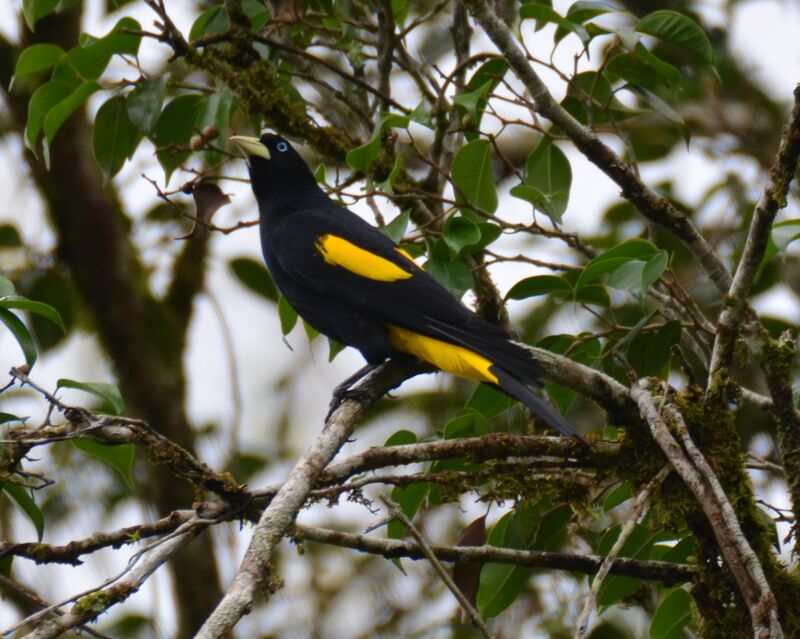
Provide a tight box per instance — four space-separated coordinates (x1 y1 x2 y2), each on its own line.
230 133 585 442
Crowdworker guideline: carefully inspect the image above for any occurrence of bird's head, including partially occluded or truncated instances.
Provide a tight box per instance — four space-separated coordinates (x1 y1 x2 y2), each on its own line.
229 133 319 214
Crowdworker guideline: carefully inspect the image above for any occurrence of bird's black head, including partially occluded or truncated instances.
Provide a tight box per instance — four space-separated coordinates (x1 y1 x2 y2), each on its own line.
230 133 321 216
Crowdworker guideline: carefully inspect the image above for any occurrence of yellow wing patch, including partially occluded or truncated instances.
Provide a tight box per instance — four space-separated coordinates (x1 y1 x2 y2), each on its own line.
316 234 413 282
386 324 499 384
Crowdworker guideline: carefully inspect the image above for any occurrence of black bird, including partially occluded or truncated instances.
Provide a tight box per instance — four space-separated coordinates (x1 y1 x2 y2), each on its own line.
230 133 585 442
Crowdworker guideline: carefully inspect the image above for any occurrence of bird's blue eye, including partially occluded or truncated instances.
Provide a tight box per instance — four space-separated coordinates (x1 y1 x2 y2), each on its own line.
276 141 289 152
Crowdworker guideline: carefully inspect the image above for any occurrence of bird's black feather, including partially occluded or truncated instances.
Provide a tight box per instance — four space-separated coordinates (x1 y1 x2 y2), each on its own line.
233 133 586 442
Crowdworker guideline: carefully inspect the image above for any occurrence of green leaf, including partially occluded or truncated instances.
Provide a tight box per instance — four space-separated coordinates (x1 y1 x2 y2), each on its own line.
650 588 693 639
382 211 410 243
575 238 658 292
189 5 231 41
0 276 15 297
633 88 689 144
278 295 298 335
12 44 64 87
22 0 59 31
2 482 45 541
455 56 507 137
153 94 203 182
24 81 73 153
506 275 572 300
603 482 633 511
451 139 497 213
346 112 409 172
627 320 681 378
57 379 125 415
443 215 481 255
607 249 667 297
443 409 489 439
385 429 417 447
387 481 429 539
424 256 473 299
126 74 168 134
467 383 514 419
327 338 346 362
596 524 656 607
93 96 141 183
519 4 590 45
0 308 37 367
72 439 135 489
195 89 235 163
377 156 404 194
520 137 572 223
636 10 714 65
42 81 101 167
242 0 270 31
0 412 26 425
0 297 65 332
229 257 278 301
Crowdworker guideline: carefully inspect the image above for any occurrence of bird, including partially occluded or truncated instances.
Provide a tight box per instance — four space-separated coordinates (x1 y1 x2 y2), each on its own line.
230 133 586 442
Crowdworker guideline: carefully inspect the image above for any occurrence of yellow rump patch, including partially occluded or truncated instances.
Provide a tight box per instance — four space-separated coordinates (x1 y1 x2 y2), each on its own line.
316 235 413 281
386 324 498 384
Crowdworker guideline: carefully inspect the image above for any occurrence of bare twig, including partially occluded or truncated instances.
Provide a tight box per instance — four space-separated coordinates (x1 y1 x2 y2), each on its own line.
573 466 671 638
294 524 694 584
381 497 495 639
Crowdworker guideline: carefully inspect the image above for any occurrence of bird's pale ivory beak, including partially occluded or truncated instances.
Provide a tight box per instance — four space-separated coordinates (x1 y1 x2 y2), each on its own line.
229 135 271 161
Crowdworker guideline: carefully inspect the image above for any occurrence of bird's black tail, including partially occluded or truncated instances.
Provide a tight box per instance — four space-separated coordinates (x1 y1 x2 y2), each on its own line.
492 367 587 444
421 316 586 443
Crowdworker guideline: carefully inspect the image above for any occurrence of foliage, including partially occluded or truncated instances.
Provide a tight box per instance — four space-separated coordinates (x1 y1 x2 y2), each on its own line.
1 0 798 637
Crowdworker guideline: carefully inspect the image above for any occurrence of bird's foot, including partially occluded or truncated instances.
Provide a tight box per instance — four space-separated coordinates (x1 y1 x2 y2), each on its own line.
325 385 373 423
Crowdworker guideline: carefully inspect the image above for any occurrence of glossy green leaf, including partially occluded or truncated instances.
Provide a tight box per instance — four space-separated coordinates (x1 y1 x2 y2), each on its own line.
443 215 482 254
627 320 681 378
385 429 417 447
455 57 507 138
520 137 572 223
451 139 497 213
2 482 45 541
603 482 633 511
196 89 235 163
519 4 589 45
387 481 429 539
650 588 693 639
126 74 168 133
381 210 410 243
229 257 278 301
57 379 125 415
42 81 101 167
346 112 409 172
93 96 141 183
467 383 514 419
0 308 37 367
636 10 713 65
242 0 270 31
575 238 658 292
424 256 473 299
24 80 72 153
189 5 231 41
596 524 656 607
443 409 490 439
0 276 15 297
278 295 298 335
153 94 203 182
0 296 65 333
506 275 572 300
72 439 135 489
377 156 404 194
12 44 64 87
22 0 59 31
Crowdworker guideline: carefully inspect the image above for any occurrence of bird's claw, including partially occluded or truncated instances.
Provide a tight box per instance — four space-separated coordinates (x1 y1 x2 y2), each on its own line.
325 386 373 423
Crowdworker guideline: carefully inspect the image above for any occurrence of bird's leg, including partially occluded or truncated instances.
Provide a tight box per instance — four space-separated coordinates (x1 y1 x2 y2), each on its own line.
326 362 381 422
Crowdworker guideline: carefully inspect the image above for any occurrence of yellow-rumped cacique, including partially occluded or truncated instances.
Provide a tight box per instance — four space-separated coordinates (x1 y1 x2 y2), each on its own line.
230 133 586 443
